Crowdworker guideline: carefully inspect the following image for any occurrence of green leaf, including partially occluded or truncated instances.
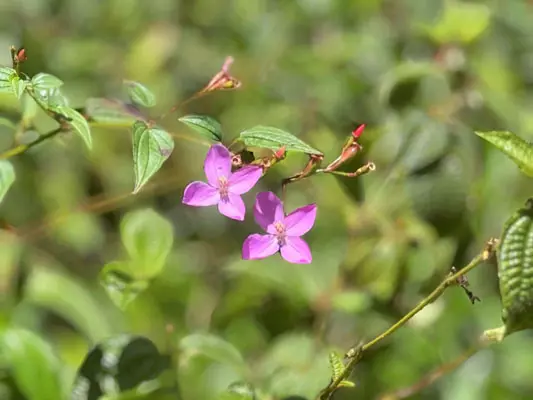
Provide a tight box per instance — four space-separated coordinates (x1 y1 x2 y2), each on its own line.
0 160 16 204
498 198 533 336
124 80 156 108
85 98 144 126
218 382 256 400
1 327 63 400
0 66 16 92
53 105 93 150
179 333 248 375
378 62 442 105
31 73 64 90
475 131 533 177
116 337 170 391
239 126 322 155
10 76 27 99
178 115 223 142
424 2 491 44
132 121 174 194
328 352 344 381
71 335 170 400
120 208 174 277
99 262 149 310
0 117 16 130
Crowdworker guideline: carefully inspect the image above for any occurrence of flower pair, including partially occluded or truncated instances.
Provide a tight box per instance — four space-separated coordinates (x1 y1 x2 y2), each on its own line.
182 144 316 263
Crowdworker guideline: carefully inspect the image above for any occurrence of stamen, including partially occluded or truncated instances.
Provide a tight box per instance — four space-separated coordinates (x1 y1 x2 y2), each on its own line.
274 221 286 246
218 177 229 199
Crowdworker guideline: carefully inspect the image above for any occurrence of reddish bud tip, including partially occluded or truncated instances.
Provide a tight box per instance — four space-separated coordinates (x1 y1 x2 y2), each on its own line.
352 124 366 139
16 48 27 63
275 146 286 159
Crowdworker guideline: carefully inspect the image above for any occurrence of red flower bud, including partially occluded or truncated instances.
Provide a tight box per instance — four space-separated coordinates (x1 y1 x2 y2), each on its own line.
352 124 365 139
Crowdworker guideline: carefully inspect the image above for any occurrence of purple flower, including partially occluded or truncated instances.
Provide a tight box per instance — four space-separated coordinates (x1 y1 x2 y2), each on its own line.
242 192 316 264
182 144 263 221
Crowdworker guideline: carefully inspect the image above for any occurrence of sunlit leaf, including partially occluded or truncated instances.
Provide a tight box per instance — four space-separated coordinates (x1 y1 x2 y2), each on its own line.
0 66 16 92
31 73 64 90
218 382 256 400
10 76 27 99
53 105 93 150
0 160 15 204
178 114 223 142
120 208 174 278
475 131 533 177
424 2 491 44
0 117 16 130
1 327 63 400
132 120 174 194
239 126 322 155
124 80 156 108
179 333 248 375
99 262 149 310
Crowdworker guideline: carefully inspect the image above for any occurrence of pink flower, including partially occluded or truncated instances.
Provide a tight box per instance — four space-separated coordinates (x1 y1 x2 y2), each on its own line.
242 192 317 264
182 144 263 221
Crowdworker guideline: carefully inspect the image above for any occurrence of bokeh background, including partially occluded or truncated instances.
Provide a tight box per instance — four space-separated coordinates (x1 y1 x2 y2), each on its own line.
1 0 533 399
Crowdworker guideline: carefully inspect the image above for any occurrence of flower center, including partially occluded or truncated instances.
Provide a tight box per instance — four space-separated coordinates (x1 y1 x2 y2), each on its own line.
218 177 229 200
273 221 286 246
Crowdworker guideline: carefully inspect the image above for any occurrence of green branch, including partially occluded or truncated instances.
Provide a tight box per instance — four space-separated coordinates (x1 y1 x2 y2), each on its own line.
317 238 499 400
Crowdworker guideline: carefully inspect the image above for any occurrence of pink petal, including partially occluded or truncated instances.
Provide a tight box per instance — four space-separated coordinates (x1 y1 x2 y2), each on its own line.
204 144 231 187
280 236 312 264
242 234 279 260
228 166 263 195
254 191 284 233
182 181 220 206
284 204 317 236
218 193 246 221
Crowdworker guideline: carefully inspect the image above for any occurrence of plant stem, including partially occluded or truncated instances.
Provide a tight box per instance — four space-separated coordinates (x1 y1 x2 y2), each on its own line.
0 127 62 159
317 238 499 400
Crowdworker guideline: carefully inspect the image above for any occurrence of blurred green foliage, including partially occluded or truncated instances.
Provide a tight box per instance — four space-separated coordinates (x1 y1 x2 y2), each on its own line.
1 0 533 399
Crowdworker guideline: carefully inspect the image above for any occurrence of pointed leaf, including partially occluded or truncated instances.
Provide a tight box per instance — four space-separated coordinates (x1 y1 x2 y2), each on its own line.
475 131 533 177
124 80 156 108
338 380 355 388
54 105 93 149
99 262 148 310
178 115 223 142
1 328 63 400
239 126 322 155
0 160 15 204
10 76 27 99
179 333 248 375
31 73 64 90
132 120 174 193
120 208 174 277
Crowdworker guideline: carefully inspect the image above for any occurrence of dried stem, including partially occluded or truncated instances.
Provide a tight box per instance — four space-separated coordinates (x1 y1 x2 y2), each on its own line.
317 238 499 400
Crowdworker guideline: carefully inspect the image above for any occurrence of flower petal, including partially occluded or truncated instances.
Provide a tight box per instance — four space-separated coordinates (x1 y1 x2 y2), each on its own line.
254 191 284 233
182 181 220 206
242 234 279 260
280 236 312 264
228 166 263 194
218 193 246 221
204 144 232 187
284 203 317 236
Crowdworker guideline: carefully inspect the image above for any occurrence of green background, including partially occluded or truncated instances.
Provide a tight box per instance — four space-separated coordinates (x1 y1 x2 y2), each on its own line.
1 0 533 399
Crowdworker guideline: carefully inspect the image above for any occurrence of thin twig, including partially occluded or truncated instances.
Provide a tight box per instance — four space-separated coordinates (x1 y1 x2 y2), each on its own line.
317 238 499 400
0 127 62 159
